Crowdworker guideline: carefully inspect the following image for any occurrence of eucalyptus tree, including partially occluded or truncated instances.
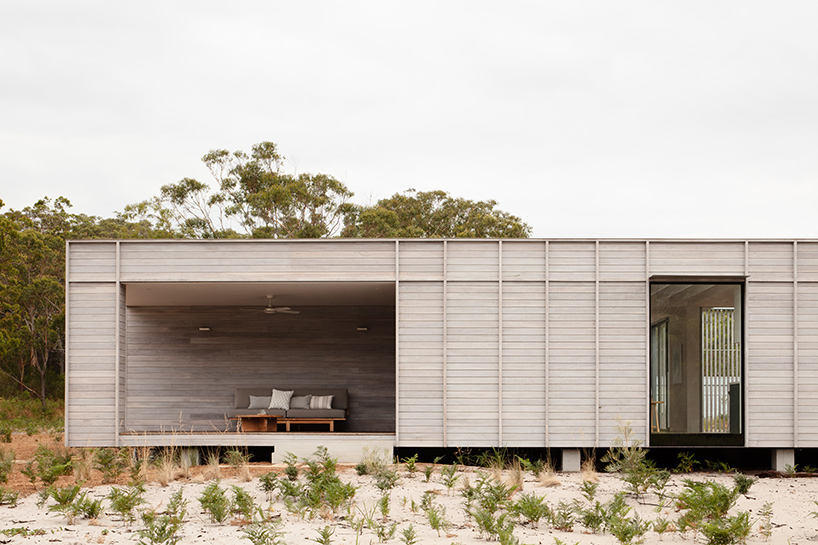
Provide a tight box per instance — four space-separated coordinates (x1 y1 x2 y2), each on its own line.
342 189 531 238
122 141 354 239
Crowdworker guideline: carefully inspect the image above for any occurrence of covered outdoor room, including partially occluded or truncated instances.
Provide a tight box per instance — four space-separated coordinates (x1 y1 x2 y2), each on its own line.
119 280 396 448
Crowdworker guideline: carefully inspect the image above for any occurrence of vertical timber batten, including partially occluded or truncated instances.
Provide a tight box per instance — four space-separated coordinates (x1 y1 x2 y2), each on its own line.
744 241 750 446
544 240 550 447
395 240 400 446
64 241 70 447
644 241 651 447
594 241 600 445
114 241 120 447
794 241 799 447
498 241 503 447
442 241 448 447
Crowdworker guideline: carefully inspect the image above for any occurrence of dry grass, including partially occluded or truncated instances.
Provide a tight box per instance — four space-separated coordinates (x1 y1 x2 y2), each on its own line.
73 448 94 483
537 458 561 488
503 458 525 492
204 450 221 481
156 447 179 487
581 455 599 483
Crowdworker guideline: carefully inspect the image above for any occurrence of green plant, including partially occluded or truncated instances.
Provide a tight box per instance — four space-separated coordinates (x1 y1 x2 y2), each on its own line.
374 467 400 492
400 523 418 545
758 501 773 540
0 425 11 443
609 513 650 545
259 471 278 502
440 463 460 494
548 501 576 532
700 511 751 545
574 499 607 534
426 502 450 536
0 485 18 506
21 444 72 486
653 516 671 535
311 525 335 545
94 447 128 484
732 473 756 495
47 485 82 523
232 485 256 521
378 492 390 521
402 453 418 476
676 479 741 534
108 482 146 525
675 451 700 473
0 527 46 537
601 419 668 499
376 522 397 542
138 508 184 545
198 481 231 524
510 492 549 528
357 446 390 476
580 480 599 501
0 447 13 483
283 452 299 481
226 448 253 481
784 463 798 477
423 464 435 482
241 519 286 545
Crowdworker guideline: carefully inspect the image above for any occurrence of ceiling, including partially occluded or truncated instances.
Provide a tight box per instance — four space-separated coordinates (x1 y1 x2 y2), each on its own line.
124 282 395 307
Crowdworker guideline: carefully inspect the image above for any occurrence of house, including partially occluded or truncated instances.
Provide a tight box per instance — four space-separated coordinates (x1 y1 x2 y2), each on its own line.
65 239 815 470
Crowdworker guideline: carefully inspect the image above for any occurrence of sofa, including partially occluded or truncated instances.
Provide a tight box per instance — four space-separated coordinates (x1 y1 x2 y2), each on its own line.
227 387 348 431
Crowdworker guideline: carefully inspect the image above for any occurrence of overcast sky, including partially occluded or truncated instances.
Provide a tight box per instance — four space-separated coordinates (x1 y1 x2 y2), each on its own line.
1 2 816 238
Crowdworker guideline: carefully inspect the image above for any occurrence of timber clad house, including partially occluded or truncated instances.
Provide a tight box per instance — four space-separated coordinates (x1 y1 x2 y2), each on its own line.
65 239 816 469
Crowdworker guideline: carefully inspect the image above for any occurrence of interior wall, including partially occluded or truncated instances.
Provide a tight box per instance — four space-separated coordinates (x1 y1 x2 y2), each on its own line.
124 305 395 433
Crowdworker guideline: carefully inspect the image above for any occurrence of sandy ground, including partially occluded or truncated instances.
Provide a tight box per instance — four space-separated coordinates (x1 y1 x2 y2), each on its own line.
2 434 818 544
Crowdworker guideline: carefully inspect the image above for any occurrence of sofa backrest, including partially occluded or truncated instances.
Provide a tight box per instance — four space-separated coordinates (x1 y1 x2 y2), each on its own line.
234 387 348 410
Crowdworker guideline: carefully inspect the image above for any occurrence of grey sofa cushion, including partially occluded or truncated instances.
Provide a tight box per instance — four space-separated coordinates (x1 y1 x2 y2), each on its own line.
290 395 311 409
285 408 346 419
227 408 285 418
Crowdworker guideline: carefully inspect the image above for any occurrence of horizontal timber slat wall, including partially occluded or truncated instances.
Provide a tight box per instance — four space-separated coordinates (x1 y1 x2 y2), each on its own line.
66 239 818 449
66 282 119 446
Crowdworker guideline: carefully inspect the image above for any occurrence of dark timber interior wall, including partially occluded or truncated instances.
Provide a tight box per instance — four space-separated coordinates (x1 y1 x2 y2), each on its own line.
125 305 395 433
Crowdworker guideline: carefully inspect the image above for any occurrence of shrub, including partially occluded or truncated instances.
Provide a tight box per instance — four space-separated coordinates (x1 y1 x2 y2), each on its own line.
94 447 128 484
602 419 668 499
0 448 13 483
21 444 72 486
108 482 146 525
198 481 231 524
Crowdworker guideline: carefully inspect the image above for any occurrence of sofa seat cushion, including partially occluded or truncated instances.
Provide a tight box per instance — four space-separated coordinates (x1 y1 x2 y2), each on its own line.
285 408 346 419
227 408 285 418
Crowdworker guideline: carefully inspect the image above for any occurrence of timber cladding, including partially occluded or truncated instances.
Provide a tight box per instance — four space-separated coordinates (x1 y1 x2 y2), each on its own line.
124 306 395 434
65 239 818 449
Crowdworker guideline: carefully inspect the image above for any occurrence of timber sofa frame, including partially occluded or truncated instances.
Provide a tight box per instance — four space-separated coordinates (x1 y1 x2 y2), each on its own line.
227 388 349 432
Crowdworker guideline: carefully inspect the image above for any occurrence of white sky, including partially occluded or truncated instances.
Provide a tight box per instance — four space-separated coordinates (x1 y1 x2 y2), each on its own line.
1 1 816 238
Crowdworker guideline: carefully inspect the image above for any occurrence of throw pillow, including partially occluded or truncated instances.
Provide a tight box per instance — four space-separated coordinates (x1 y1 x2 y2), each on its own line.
310 395 334 410
290 395 312 409
269 389 294 410
248 395 271 410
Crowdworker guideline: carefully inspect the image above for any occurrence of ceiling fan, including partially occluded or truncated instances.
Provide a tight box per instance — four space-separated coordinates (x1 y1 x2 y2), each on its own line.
248 295 300 315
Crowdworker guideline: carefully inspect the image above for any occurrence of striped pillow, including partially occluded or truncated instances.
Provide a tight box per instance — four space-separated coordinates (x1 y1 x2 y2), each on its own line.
269 389 294 410
309 395 334 410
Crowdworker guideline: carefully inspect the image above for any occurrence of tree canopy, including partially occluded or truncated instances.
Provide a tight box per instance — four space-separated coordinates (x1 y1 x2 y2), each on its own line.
1 140 533 404
0 197 168 405
122 142 354 239
342 189 531 238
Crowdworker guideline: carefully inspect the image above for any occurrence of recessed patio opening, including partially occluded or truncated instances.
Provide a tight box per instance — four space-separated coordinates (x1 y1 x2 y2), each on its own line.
120 281 396 437
650 282 744 447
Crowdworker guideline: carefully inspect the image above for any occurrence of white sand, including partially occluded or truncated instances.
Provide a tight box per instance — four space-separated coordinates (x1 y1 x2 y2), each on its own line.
2 465 817 544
